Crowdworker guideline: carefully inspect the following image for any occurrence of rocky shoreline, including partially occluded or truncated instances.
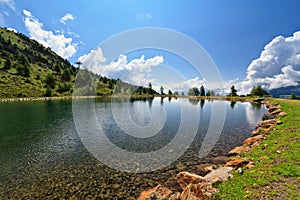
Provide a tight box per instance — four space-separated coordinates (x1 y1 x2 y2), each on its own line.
137 100 287 200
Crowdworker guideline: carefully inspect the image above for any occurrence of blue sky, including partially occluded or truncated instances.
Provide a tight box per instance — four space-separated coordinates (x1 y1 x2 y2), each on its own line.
1 0 300 93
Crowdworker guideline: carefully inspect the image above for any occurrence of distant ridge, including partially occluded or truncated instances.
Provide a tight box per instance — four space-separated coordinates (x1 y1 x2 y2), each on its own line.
269 84 300 99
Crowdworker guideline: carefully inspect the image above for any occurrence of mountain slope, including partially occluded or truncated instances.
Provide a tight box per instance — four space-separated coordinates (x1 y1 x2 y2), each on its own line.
0 28 157 98
0 27 77 98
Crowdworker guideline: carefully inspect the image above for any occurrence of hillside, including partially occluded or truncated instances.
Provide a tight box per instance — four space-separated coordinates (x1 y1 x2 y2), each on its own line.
269 85 300 99
0 28 156 98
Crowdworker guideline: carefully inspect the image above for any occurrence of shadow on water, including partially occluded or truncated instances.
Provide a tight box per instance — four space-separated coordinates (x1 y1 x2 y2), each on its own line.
230 101 237 109
188 98 199 105
200 99 205 108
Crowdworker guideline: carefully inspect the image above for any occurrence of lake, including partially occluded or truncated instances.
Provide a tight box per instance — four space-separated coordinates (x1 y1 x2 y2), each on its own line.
0 97 266 199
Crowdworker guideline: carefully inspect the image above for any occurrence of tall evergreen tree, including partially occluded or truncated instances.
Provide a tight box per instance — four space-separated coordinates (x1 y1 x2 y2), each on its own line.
160 86 164 95
229 85 237 96
200 85 205 96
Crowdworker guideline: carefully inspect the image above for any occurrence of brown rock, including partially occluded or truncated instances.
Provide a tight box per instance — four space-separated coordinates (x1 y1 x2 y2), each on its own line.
251 128 263 136
242 135 264 146
195 164 214 173
268 105 281 113
270 109 282 115
278 112 287 117
210 156 228 164
246 162 255 169
228 145 251 155
224 158 251 168
257 119 277 128
169 192 181 200
180 184 204 200
176 172 204 190
137 184 172 200
260 156 268 160
252 141 262 146
204 165 216 173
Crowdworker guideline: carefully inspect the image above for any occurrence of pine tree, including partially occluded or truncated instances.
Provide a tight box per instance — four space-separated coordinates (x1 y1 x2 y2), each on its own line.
200 85 205 96
45 73 56 89
229 85 237 96
4 59 11 70
160 86 164 95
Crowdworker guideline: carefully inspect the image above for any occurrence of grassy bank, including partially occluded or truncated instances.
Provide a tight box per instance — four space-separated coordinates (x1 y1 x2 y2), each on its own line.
215 99 300 199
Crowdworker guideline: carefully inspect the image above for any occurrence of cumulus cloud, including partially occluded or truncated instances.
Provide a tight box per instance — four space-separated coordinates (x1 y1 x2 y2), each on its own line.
23 9 77 59
239 30 300 93
171 77 206 92
78 47 164 85
7 27 17 33
60 13 75 25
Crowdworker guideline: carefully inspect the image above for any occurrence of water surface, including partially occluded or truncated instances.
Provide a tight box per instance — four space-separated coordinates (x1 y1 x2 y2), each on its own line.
0 97 266 199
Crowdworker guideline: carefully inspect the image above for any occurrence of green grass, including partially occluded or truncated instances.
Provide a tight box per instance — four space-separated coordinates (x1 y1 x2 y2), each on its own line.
215 99 300 199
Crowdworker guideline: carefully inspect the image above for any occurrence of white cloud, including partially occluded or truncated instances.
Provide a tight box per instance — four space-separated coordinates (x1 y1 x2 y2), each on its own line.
239 30 300 94
171 77 206 92
0 0 15 11
7 27 17 33
78 47 164 86
0 13 5 26
136 12 152 22
23 9 77 59
0 0 15 26
60 13 75 25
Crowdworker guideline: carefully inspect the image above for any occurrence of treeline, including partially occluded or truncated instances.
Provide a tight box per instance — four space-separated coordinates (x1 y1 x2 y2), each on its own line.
186 85 270 97
72 69 158 96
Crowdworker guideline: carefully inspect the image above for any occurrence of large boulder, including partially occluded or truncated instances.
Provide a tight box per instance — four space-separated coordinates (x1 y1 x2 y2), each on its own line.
204 166 234 184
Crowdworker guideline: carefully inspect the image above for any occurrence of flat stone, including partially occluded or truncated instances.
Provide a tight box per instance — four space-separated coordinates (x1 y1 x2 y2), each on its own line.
278 112 287 117
225 158 251 168
228 145 251 155
242 135 264 146
270 109 282 115
204 166 234 184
